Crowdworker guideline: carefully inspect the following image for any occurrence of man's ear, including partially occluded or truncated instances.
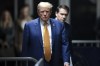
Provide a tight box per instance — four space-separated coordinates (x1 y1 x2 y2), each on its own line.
55 12 58 17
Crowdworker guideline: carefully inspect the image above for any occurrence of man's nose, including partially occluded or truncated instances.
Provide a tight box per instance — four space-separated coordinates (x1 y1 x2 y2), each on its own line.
44 12 47 15
63 15 66 18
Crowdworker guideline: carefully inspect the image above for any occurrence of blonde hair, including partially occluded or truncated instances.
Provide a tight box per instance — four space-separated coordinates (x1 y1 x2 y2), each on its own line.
37 2 53 10
0 10 13 28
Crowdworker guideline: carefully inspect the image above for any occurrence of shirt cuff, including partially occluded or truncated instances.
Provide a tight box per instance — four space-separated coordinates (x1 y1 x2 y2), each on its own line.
64 62 69 65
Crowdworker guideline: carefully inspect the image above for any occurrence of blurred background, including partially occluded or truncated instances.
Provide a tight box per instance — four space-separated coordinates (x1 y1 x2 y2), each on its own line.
0 0 100 66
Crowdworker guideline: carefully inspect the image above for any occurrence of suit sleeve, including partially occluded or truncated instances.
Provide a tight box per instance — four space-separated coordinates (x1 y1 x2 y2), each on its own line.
62 24 70 63
21 23 30 57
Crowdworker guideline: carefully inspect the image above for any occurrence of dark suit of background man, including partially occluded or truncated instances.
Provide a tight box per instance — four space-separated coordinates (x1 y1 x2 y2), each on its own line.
55 5 73 66
21 2 70 66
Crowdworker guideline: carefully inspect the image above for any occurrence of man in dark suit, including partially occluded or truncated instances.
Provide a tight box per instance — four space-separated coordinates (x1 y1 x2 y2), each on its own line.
55 5 73 66
22 2 70 66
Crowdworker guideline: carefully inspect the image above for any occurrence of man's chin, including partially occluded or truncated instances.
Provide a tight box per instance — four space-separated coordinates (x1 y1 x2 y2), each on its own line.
43 20 48 22
43 19 49 21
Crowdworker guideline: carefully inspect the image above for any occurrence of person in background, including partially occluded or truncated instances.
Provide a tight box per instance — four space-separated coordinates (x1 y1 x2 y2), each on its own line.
17 4 32 30
15 4 32 56
0 10 15 57
55 5 73 66
0 10 14 48
22 2 70 66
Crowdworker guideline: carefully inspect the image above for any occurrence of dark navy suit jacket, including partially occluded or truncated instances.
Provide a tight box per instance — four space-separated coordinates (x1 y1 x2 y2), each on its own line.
21 18 70 66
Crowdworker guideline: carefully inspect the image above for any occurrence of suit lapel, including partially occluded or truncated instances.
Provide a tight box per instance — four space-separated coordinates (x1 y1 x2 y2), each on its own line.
34 18 43 47
50 19 56 47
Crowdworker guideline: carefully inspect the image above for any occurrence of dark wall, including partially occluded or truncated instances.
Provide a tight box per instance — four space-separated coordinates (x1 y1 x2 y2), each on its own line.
71 0 96 40
0 0 14 19
0 0 25 20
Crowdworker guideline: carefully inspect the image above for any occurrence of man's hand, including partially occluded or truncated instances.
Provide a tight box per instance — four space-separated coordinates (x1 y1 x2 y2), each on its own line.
64 63 69 66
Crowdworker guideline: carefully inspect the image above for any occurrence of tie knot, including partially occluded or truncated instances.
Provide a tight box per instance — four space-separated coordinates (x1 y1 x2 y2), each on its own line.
44 22 48 26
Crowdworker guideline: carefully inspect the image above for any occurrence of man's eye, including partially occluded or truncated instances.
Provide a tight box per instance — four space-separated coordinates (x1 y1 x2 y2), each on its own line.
61 14 64 15
46 11 49 13
41 11 44 13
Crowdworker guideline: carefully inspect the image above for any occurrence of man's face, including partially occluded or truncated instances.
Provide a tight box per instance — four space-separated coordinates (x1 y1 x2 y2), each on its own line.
56 8 68 22
38 7 51 22
23 7 29 16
